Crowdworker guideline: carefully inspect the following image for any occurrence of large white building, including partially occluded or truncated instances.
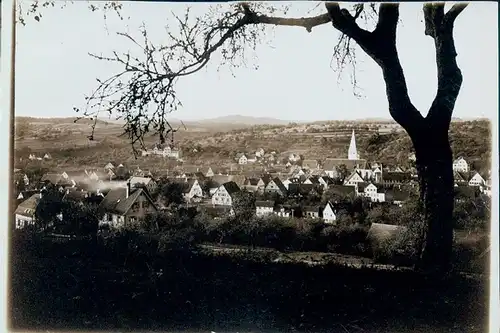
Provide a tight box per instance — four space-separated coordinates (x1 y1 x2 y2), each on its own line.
452 157 469 173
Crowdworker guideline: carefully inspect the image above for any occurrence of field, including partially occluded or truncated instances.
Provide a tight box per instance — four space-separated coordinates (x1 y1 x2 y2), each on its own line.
10 235 488 332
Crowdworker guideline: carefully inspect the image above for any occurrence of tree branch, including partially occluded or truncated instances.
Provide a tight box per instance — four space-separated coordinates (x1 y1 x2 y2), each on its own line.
250 12 331 33
326 3 424 133
424 3 467 130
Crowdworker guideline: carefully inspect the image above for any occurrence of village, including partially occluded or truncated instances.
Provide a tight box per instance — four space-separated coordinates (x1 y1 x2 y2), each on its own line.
13 130 492 232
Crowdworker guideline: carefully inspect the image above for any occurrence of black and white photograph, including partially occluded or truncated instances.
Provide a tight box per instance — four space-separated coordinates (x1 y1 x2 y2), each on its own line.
5 1 499 332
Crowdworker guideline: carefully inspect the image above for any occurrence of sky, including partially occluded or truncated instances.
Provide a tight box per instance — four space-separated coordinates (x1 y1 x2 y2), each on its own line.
13 1 499 122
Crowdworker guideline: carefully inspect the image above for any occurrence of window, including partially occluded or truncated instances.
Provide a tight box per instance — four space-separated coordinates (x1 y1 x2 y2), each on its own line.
132 202 140 211
143 201 150 209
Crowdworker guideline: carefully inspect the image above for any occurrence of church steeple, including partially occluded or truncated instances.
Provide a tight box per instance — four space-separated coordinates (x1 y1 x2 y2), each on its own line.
348 129 359 160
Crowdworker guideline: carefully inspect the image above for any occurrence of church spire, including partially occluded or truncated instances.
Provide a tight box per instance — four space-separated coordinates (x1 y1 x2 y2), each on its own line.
348 129 359 160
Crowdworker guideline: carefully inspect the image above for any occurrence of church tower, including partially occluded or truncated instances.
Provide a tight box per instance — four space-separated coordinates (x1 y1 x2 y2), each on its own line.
348 130 359 160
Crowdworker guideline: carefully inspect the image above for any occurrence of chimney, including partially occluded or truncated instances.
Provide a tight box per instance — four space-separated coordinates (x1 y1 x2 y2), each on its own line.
125 181 130 198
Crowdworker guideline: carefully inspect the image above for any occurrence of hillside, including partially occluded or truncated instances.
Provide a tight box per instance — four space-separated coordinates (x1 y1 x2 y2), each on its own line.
13 117 491 173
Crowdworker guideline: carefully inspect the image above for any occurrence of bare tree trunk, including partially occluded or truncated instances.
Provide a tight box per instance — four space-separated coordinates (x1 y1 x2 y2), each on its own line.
412 126 455 272
324 3 467 273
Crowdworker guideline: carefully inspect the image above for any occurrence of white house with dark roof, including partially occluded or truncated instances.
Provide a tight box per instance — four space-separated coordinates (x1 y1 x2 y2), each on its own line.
211 181 241 207
322 202 337 224
182 179 204 202
128 176 158 194
452 157 469 173
14 193 41 229
343 171 365 187
468 172 485 187
98 185 157 229
255 200 275 217
264 178 287 196
357 183 386 202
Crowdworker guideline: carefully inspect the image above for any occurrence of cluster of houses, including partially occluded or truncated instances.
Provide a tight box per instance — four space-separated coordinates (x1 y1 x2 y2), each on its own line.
14 131 491 232
141 143 182 160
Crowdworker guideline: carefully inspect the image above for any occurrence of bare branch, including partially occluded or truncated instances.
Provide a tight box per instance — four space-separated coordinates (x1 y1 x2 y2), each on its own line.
443 3 469 27
424 3 468 130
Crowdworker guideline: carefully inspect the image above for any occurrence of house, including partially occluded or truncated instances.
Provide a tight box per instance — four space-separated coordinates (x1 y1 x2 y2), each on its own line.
86 170 111 182
453 171 469 186
384 189 411 206
256 175 271 193
303 206 321 219
255 200 275 217
17 190 38 202
452 156 469 173
199 166 215 178
211 181 241 207
98 185 158 229
104 162 115 171
264 178 287 196
468 172 485 187
318 176 335 189
14 172 30 187
129 176 158 194
274 205 293 218
246 154 257 163
182 179 204 203
327 185 356 199
62 188 90 203
408 153 416 162
289 153 301 162
14 193 41 229
237 154 248 165
322 158 368 178
381 172 413 186
303 176 321 186
282 177 300 190
358 183 386 202
322 202 337 224
41 173 63 186
302 159 319 170
242 178 260 192
255 148 265 158
43 153 51 160
201 205 235 219
343 171 365 187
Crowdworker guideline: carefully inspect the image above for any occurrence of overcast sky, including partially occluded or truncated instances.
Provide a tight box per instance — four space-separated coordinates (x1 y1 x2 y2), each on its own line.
14 1 498 122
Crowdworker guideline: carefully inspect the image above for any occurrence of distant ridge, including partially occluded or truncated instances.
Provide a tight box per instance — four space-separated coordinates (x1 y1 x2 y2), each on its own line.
194 115 298 125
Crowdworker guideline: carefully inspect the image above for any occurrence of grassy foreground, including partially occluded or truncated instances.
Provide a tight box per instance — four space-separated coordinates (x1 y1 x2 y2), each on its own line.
10 236 488 333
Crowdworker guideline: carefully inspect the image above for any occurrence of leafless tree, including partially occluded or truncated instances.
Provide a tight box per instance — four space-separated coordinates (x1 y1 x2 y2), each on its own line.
23 2 470 273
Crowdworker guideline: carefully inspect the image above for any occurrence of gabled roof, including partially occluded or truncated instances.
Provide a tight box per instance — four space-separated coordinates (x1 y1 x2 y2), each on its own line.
183 165 199 174
383 172 413 182
63 189 88 201
328 185 356 196
15 193 41 217
255 200 275 208
129 176 155 187
41 173 62 184
384 189 411 202
323 158 367 170
99 187 156 216
454 171 468 182
221 181 241 195
268 177 287 193
302 159 319 169
18 190 38 199
307 176 321 185
244 178 260 186
212 175 232 187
